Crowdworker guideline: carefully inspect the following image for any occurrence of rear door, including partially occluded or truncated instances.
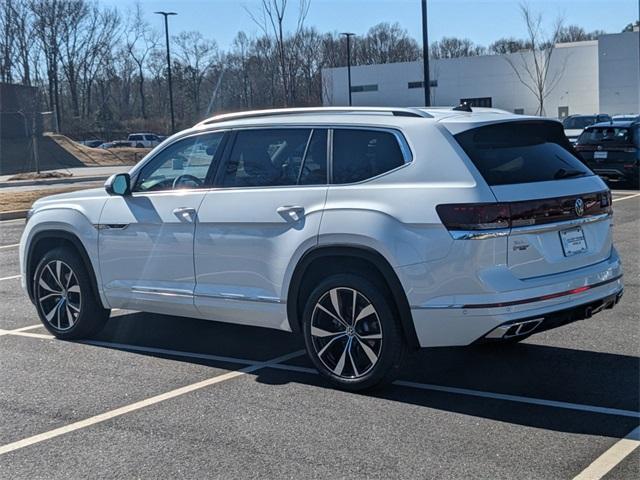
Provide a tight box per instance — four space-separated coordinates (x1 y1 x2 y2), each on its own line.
453 120 613 279
194 127 328 330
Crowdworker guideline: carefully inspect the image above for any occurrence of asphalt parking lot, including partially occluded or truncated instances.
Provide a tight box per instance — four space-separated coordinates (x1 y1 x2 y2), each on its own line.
0 191 638 479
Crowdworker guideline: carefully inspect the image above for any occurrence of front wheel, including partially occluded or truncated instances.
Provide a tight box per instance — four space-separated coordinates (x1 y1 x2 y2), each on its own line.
33 247 110 339
302 274 405 391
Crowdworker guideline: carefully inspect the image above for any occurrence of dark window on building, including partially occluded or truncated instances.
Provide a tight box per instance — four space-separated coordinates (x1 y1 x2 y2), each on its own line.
514 108 525 115
350 84 378 93
558 106 569 118
332 129 405 184
454 121 591 186
460 97 492 108
221 128 326 187
408 80 438 89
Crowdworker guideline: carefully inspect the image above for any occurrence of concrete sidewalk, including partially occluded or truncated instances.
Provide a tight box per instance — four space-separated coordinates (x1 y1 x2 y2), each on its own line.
0 166 131 190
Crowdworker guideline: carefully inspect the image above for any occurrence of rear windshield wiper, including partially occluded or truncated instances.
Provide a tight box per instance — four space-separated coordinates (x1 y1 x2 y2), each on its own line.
554 168 586 179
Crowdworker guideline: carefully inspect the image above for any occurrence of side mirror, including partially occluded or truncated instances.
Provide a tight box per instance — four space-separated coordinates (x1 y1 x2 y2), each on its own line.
105 173 131 196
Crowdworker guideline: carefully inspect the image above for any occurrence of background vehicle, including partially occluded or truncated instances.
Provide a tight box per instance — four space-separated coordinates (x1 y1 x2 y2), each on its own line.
98 140 134 149
79 139 105 148
575 120 640 188
127 133 161 148
612 114 640 122
563 114 611 144
20 107 623 391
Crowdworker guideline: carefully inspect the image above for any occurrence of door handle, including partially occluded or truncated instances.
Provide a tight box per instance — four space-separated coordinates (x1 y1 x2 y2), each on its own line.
277 205 305 221
173 207 197 222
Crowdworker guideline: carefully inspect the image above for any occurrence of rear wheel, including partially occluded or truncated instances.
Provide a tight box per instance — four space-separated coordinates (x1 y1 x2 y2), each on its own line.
33 247 110 339
302 274 404 391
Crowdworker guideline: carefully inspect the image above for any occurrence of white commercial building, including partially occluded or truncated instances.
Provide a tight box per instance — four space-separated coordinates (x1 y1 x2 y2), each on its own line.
322 32 639 117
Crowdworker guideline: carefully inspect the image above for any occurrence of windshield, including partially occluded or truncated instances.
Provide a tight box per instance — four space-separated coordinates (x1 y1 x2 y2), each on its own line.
577 126 637 147
455 121 591 186
563 116 597 130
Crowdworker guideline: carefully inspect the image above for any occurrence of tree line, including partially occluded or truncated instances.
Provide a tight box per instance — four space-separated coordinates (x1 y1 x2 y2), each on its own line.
0 0 630 138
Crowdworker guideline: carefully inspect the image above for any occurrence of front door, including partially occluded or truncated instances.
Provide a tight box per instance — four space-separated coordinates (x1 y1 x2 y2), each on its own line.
98 131 226 316
194 128 329 330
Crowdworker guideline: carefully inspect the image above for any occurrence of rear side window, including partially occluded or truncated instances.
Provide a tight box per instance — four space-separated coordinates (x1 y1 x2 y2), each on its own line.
332 129 405 184
577 127 634 146
455 121 591 186
129 135 143 141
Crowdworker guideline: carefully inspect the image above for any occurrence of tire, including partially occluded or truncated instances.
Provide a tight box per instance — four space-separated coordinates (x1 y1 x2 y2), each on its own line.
136 143 144 148
302 273 405 391
33 246 110 340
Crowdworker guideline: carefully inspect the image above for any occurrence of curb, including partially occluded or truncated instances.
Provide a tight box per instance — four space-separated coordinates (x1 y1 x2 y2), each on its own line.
0 175 109 189
0 210 28 221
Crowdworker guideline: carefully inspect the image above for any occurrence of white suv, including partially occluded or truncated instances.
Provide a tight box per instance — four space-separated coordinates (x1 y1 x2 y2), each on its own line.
128 133 162 148
20 107 624 390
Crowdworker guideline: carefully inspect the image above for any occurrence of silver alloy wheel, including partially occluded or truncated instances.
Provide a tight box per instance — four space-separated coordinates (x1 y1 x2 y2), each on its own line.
310 287 383 379
36 260 81 331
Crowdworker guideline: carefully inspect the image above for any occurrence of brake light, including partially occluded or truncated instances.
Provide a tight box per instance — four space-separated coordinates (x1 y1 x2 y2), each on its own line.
437 191 612 232
436 204 510 230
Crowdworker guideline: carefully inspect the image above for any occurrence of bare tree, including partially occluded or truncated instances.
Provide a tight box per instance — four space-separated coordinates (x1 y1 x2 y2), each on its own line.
125 2 158 119
246 0 310 106
503 3 565 115
488 37 531 55
356 22 421 65
430 37 485 59
174 31 218 117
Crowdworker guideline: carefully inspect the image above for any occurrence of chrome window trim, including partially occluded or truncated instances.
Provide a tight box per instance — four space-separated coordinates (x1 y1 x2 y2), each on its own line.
449 213 612 240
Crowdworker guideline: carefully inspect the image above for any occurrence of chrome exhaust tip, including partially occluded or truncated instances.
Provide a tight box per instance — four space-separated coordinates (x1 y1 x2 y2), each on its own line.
485 318 544 339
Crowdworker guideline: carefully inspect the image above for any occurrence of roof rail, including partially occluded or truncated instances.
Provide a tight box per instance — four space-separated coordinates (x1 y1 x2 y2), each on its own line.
197 107 432 126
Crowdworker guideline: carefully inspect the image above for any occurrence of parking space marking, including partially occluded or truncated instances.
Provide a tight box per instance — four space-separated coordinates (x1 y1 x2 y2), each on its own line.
4 330 639 421
0 324 43 337
0 349 304 456
0 274 20 282
0 243 19 250
394 380 640 419
573 426 640 480
613 193 640 202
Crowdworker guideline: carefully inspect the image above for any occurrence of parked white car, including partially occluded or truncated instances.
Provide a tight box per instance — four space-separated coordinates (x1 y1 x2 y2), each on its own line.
127 132 162 148
20 107 623 390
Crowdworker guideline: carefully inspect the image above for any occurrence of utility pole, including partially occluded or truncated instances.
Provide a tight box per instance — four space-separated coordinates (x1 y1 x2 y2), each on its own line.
421 0 431 106
155 11 177 133
341 33 355 106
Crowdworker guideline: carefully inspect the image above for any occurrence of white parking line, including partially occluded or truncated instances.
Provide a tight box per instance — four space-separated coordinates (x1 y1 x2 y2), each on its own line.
0 349 304 456
573 426 640 480
613 193 640 202
4 329 639 421
0 324 43 336
0 243 19 250
0 274 20 282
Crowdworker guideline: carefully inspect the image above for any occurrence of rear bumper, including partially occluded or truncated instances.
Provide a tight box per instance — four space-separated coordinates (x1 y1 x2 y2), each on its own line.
409 249 623 347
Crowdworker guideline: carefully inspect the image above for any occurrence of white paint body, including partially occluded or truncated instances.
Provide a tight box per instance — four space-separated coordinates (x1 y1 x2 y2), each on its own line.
20 108 623 347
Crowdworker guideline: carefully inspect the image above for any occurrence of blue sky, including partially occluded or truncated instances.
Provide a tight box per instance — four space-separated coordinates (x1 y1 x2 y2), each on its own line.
104 0 639 50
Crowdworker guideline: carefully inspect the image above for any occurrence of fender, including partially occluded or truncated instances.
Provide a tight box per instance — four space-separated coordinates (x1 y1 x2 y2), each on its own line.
286 245 420 349
25 230 104 308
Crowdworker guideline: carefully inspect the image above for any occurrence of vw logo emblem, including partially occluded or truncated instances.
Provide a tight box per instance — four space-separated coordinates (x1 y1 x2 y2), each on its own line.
597 145 603 151
574 198 585 217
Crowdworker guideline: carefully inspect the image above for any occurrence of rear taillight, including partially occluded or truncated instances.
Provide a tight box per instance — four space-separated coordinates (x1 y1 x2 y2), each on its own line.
437 191 612 232
436 204 510 230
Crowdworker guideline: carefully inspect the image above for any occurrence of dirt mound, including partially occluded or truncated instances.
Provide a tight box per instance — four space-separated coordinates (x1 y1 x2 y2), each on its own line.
48 134 150 166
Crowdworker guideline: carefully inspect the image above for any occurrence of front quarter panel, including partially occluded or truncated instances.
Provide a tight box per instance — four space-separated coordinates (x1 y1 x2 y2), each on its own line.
20 192 109 306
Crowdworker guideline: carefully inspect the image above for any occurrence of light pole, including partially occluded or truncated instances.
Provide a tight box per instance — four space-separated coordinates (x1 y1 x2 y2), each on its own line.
341 32 355 106
155 11 177 133
421 0 431 106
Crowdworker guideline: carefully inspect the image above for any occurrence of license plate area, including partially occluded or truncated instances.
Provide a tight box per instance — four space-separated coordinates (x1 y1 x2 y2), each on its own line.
559 227 588 256
594 151 608 159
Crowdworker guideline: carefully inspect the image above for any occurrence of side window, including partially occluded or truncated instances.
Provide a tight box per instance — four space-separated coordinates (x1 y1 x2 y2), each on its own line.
332 129 406 184
133 132 224 192
221 128 321 187
130 135 142 141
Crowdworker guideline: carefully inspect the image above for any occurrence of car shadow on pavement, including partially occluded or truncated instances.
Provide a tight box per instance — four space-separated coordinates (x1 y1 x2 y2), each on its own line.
89 311 639 439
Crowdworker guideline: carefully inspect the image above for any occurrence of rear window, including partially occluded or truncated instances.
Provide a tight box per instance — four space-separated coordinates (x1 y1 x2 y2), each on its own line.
577 126 637 147
455 121 592 186
129 135 143 141
563 116 596 130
